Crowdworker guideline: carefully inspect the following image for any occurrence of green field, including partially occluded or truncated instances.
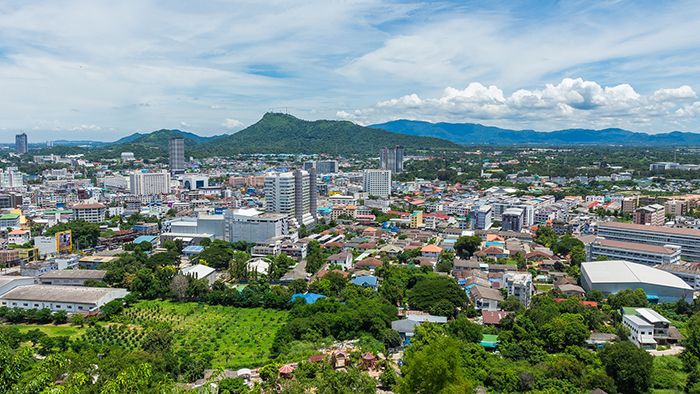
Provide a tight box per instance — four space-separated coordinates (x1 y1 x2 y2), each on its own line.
12 324 86 339
117 300 289 369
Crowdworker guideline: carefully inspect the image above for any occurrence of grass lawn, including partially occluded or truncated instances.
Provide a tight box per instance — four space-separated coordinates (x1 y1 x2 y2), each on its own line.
117 300 289 369
11 323 86 339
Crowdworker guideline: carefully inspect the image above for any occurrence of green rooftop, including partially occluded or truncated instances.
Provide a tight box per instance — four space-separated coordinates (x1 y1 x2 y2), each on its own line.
0 213 20 220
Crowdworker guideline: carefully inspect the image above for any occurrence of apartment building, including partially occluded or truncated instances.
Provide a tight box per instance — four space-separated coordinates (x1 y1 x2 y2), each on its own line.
634 204 665 226
264 169 317 227
130 171 171 196
72 203 106 223
503 272 533 307
362 169 392 199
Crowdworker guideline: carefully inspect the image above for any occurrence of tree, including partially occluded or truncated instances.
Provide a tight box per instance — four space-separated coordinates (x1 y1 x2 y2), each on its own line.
170 275 189 300
399 335 471 394
407 277 467 317
436 251 455 273
541 313 588 352
607 288 649 310
446 317 482 343
534 225 557 247
454 236 481 259
219 377 249 393
306 240 325 274
686 313 700 358
599 341 653 394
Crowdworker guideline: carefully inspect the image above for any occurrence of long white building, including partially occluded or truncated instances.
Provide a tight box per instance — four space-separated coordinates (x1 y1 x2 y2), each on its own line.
130 171 171 196
598 221 700 261
586 237 681 266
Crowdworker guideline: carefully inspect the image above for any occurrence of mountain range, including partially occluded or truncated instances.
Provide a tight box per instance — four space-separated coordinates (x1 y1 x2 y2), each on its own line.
369 119 700 145
90 113 460 158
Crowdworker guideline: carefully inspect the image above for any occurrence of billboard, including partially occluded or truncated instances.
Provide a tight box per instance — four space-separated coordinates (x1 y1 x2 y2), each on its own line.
55 230 73 253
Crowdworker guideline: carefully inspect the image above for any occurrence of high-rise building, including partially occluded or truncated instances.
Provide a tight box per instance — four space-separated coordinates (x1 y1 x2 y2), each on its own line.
362 169 391 198
380 145 404 173
0 167 23 188
169 137 185 175
15 133 28 155
264 170 316 226
316 160 338 174
129 171 171 196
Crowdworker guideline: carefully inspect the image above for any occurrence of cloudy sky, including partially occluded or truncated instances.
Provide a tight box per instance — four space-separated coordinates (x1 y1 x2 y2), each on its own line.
1 0 700 141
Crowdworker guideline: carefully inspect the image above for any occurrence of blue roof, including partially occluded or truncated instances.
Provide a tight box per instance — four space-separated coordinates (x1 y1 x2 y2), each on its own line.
290 293 326 304
133 235 157 244
351 275 378 287
183 245 205 254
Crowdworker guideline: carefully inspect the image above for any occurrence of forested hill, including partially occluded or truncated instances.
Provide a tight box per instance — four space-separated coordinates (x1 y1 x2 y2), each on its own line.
197 113 460 155
370 119 700 145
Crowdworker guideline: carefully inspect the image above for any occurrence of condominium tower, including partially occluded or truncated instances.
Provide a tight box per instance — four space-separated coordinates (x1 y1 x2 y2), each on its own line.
264 169 317 227
15 133 27 155
380 145 404 173
169 137 185 175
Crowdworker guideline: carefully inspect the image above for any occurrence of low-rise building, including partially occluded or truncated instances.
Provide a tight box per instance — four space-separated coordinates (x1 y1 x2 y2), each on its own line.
72 203 107 223
503 272 533 306
0 285 128 312
622 307 674 349
586 238 681 266
39 270 106 286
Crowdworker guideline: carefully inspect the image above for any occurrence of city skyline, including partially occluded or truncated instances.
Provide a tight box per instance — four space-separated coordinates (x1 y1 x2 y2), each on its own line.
0 1 699 140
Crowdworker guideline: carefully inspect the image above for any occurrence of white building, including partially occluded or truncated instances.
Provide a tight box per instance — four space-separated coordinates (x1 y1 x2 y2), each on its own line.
130 171 171 196
121 152 136 161
362 169 391 199
102 175 130 190
586 238 681 266
72 203 107 223
223 208 288 244
264 170 316 227
181 264 217 286
503 272 533 307
622 308 672 349
580 260 693 302
0 285 128 313
597 221 700 261
0 167 23 188
473 205 492 230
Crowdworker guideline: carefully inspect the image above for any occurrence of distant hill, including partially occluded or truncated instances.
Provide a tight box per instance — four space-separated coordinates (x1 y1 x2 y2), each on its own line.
111 129 213 147
370 119 700 145
197 113 460 155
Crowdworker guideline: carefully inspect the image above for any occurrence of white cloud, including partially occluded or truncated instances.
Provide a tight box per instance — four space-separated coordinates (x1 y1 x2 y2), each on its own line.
339 78 700 132
222 118 244 129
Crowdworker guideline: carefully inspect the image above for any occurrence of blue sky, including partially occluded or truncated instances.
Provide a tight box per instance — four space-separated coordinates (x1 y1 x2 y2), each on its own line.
0 0 699 141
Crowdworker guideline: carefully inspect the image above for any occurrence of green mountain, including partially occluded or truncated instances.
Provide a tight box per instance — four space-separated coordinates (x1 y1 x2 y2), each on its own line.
112 129 213 147
198 113 460 155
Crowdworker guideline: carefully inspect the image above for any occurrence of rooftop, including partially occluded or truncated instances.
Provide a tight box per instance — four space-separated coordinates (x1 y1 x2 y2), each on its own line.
0 285 127 304
40 270 106 280
593 238 680 255
582 260 693 290
598 221 700 238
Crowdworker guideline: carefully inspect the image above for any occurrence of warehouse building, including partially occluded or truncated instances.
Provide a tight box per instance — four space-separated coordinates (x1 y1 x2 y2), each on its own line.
0 285 128 312
581 260 693 303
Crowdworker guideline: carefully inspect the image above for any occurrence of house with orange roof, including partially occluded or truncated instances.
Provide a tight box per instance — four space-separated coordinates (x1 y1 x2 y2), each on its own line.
8 229 30 245
421 244 443 259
